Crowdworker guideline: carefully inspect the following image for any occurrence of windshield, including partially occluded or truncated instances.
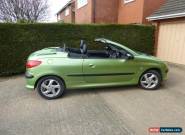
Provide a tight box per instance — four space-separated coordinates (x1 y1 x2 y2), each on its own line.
95 38 139 56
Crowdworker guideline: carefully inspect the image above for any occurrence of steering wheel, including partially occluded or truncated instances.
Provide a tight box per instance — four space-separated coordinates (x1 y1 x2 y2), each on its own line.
116 51 122 58
109 50 121 58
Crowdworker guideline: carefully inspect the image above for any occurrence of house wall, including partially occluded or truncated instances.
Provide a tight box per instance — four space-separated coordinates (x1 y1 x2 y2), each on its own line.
118 0 145 24
95 0 119 23
57 12 64 22
117 0 165 24
57 6 73 23
58 0 166 24
75 0 93 24
143 0 166 24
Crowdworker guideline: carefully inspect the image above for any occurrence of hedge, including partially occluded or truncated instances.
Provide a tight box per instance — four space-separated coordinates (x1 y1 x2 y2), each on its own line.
0 23 154 76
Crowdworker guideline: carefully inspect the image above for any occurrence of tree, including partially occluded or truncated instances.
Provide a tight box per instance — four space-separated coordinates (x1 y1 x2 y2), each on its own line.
0 0 48 23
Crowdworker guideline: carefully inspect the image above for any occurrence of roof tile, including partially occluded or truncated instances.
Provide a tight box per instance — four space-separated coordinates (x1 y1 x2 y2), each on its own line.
148 0 185 20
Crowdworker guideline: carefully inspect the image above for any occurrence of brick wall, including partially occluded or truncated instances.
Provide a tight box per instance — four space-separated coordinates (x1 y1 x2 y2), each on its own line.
57 6 73 23
118 0 145 24
75 0 93 24
95 0 119 23
58 0 165 24
143 0 166 24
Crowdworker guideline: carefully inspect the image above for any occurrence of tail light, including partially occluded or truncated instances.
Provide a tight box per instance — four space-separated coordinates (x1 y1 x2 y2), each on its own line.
26 60 42 68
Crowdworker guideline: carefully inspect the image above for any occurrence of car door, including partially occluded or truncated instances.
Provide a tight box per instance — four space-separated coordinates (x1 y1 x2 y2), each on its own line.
83 57 138 84
60 56 84 87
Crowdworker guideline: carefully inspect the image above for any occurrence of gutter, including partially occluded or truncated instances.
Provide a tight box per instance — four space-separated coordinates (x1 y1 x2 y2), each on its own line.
147 12 185 21
56 0 73 15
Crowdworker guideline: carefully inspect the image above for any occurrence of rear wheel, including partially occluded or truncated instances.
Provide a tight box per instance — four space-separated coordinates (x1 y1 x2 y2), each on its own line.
139 70 162 90
37 76 65 100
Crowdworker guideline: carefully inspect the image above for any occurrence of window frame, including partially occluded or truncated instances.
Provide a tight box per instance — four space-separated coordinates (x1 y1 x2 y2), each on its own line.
77 0 88 9
124 0 135 4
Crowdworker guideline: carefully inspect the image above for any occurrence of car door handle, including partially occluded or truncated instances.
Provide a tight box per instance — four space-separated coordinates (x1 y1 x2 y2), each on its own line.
89 64 95 68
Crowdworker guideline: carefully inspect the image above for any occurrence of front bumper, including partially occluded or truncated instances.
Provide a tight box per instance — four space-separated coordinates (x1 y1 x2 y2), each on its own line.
162 67 169 81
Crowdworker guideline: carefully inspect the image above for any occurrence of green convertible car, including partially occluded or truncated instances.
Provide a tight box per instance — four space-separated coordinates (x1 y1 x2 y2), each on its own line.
26 38 168 99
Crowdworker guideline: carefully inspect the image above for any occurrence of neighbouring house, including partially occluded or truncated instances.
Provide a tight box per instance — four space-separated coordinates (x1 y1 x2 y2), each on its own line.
57 0 166 24
57 0 75 23
147 0 185 65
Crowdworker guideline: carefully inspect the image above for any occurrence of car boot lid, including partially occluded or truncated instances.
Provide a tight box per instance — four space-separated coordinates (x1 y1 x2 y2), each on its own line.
28 47 67 59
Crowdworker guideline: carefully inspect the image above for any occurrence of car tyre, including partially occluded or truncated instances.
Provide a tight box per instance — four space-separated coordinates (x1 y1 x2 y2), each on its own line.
37 76 65 100
139 70 162 90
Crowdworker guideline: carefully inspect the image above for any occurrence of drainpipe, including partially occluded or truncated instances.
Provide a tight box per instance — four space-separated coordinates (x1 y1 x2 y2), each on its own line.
92 0 96 23
153 21 160 56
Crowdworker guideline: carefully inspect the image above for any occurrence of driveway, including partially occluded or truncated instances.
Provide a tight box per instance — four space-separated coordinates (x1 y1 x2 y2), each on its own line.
0 65 185 135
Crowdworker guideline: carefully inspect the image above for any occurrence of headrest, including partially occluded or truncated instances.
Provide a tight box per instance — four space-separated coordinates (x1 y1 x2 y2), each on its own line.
80 40 87 54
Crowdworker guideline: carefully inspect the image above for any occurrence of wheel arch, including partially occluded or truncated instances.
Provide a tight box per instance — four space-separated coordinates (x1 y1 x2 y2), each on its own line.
139 68 162 82
34 75 66 89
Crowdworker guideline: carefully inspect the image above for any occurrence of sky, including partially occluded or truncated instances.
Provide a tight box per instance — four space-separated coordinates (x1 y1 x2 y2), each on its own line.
48 0 70 22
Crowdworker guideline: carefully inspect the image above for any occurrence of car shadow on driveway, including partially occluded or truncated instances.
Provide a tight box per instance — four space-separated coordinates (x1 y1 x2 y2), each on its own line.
64 85 142 98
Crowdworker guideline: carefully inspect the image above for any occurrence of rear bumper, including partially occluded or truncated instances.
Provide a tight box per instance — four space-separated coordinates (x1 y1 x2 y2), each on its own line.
25 72 36 90
26 84 34 90
25 71 34 79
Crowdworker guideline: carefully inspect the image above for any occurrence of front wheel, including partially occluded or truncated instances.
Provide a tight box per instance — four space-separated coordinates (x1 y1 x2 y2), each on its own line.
37 76 65 100
139 70 162 90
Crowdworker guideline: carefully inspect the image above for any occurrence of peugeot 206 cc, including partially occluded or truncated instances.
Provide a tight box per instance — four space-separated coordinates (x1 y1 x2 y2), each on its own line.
25 38 168 99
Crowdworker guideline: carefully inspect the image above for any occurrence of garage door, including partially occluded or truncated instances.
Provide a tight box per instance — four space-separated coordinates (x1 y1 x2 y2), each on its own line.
157 21 185 65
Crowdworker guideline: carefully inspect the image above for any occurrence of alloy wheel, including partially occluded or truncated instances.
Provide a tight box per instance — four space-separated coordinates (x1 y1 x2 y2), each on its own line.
40 79 61 98
140 73 159 89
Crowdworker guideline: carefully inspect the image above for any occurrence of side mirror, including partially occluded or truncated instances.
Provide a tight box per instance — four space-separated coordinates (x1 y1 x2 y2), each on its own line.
126 53 134 60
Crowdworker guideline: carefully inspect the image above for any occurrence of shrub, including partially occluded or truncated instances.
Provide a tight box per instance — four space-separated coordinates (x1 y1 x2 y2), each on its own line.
0 23 154 76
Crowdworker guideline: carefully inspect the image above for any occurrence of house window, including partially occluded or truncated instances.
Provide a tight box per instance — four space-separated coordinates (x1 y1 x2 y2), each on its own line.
124 0 135 4
77 0 88 9
65 8 69 16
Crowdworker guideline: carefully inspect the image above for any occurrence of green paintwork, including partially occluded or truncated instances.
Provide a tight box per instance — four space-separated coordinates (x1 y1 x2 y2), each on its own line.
26 39 168 90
